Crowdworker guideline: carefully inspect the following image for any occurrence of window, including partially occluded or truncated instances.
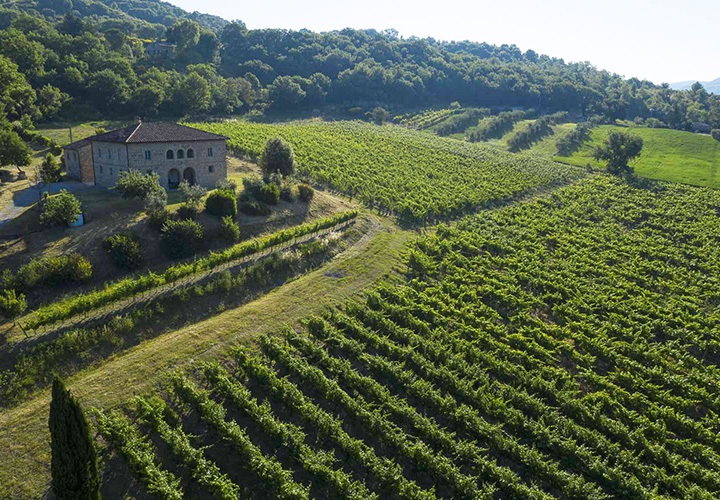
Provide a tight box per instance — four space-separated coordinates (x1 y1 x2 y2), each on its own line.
100 166 103 173
110 167 113 176
99 149 103 158
187 148 194 158
108 149 112 159
208 165 214 173
166 150 174 160
208 147 213 157
177 149 184 159
145 151 151 160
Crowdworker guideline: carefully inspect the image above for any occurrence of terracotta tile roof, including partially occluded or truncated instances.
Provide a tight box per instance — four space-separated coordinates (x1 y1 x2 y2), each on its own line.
88 122 227 144
63 138 92 150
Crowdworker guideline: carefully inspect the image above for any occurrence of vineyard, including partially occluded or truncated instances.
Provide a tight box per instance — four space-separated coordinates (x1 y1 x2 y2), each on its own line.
95 175 720 499
191 120 584 221
393 108 461 130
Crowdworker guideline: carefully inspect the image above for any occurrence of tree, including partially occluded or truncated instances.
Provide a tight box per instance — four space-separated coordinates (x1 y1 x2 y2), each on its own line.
711 129 720 142
88 70 129 111
176 72 211 115
49 376 101 500
0 129 31 168
104 28 126 51
161 219 203 258
260 137 296 178
178 180 207 210
114 170 162 200
268 76 306 108
166 19 200 51
593 130 644 175
366 106 390 125
40 153 61 184
40 189 81 226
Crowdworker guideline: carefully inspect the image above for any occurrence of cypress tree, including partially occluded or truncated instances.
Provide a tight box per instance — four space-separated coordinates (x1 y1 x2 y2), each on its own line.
49 376 101 500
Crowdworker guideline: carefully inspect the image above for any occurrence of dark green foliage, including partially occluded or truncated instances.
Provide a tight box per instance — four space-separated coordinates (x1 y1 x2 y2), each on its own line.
0 128 31 167
260 137 296 178
49 376 101 500
467 110 528 142
148 208 169 231
712 129 720 141
102 232 144 270
506 113 567 152
161 219 203 259
219 215 239 242
557 123 592 155
365 107 390 125
40 189 81 226
239 200 271 216
241 177 263 198
176 203 199 220
114 170 162 200
435 108 489 136
205 189 237 217
593 130 644 175
298 184 314 202
257 182 280 205
279 183 295 202
11 253 92 290
40 153 61 184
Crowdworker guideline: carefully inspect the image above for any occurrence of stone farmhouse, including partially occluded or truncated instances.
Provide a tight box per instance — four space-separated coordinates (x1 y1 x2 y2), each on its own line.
63 122 228 190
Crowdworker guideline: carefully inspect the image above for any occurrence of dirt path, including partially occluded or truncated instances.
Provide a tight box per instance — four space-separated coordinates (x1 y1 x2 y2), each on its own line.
0 212 408 500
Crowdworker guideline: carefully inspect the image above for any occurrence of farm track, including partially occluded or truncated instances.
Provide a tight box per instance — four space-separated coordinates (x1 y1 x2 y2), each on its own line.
4 218 358 357
0 211 401 500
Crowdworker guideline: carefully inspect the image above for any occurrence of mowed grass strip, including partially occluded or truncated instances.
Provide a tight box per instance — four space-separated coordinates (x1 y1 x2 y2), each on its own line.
556 125 720 187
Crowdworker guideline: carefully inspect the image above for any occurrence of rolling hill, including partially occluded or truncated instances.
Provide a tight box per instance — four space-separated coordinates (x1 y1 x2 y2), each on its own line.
670 77 720 94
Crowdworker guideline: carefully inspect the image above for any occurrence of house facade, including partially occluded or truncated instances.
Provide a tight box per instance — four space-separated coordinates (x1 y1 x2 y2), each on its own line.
63 122 228 190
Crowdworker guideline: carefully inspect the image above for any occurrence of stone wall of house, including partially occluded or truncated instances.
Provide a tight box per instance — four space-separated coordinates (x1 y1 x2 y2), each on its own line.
63 144 95 184
127 140 227 189
92 141 130 188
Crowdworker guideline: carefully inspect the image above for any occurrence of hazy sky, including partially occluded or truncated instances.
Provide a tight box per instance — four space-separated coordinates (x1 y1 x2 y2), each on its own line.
165 0 719 84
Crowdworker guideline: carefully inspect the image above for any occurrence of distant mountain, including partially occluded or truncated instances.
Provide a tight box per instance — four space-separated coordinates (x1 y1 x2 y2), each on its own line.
670 78 720 94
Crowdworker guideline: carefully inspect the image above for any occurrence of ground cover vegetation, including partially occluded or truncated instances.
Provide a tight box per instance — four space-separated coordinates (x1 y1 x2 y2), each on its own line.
557 125 720 187
97 175 720 499
0 221 358 406
194 120 585 222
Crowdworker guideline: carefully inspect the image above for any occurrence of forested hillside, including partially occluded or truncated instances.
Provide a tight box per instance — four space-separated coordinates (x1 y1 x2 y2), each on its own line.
1 0 720 134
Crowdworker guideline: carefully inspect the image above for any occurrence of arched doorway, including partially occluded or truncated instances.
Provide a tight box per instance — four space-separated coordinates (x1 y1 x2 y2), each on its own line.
183 167 196 185
168 168 180 189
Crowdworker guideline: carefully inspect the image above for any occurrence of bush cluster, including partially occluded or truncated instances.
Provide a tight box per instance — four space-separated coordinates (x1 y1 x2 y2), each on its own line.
102 233 144 270
161 220 204 259
240 200 271 216
3 254 94 291
298 184 314 202
219 216 240 243
257 183 280 205
205 190 237 218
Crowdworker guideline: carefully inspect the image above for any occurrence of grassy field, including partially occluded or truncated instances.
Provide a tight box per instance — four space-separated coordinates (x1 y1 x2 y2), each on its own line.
556 125 720 187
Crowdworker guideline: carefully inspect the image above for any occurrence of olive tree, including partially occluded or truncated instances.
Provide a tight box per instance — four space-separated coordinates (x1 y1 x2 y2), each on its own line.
593 130 643 175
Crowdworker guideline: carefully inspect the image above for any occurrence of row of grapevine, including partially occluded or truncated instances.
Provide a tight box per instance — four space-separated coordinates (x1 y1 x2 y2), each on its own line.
23 211 357 331
190 120 584 222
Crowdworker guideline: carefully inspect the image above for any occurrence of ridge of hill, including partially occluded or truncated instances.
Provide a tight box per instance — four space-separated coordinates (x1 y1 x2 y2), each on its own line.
670 77 720 94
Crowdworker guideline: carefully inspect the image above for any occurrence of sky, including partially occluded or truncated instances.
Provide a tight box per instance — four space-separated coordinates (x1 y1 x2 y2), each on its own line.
165 0 719 85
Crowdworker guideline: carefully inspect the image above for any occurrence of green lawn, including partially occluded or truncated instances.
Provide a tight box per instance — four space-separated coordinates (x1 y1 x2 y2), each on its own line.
36 120 130 147
556 125 720 188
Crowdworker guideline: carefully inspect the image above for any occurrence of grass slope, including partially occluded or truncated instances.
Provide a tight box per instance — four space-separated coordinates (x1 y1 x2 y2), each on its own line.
556 125 720 187
0 214 412 500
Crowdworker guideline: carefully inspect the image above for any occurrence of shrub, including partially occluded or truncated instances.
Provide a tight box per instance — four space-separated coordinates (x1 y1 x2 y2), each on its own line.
0 289 26 321
239 200 271 216
102 232 144 270
161 219 204 259
215 178 237 193
645 117 666 129
257 182 280 205
40 153 62 184
205 190 237 218
280 183 295 202
259 137 296 178
712 129 720 141
148 209 169 231
40 189 81 226
178 180 207 210
115 170 162 200
219 216 240 243
176 203 199 220
298 184 314 202
15 253 93 289
241 177 263 197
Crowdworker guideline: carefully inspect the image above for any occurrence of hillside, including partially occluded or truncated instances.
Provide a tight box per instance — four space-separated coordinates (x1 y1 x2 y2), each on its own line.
556 125 720 187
